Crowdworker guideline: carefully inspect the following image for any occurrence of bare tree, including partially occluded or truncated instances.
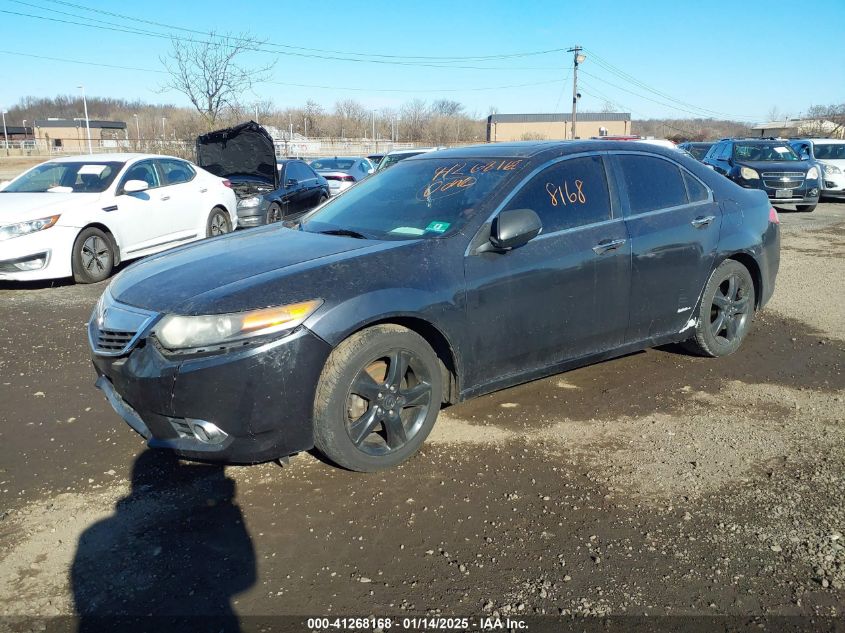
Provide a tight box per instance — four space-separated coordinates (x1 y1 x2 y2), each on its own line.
160 32 274 128
805 103 845 138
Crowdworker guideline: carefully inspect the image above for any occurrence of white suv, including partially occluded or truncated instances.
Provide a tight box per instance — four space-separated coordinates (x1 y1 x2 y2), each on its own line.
790 138 845 199
0 153 237 283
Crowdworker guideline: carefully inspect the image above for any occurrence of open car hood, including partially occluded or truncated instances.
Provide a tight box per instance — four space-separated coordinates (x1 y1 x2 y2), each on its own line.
196 121 278 189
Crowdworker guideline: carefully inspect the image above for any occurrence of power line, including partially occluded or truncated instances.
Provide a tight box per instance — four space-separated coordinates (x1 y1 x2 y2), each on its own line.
0 5 560 71
582 47 760 120
39 0 570 62
0 49 561 95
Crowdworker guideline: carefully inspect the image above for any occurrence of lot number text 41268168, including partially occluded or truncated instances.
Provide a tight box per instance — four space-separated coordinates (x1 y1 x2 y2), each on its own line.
306 616 528 630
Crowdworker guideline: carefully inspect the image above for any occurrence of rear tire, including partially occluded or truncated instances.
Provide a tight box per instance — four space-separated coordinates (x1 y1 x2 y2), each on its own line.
796 203 816 212
313 325 443 472
71 227 114 284
684 259 755 357
206 207 231 237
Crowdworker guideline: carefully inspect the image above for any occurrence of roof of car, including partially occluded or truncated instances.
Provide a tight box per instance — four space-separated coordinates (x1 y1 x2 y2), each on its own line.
405 140 693 162
805 138 844 144
47 153 186 163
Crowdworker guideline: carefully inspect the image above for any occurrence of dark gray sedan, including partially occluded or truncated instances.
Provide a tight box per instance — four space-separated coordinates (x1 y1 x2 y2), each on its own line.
89 141 780 472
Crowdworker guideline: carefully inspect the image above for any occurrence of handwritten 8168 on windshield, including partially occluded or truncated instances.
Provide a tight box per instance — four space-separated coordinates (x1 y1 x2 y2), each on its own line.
545 179 587 206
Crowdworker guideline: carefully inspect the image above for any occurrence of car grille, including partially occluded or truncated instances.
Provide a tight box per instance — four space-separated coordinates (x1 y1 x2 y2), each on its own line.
94 329 136 354
88 291 158 357
762 172 805 190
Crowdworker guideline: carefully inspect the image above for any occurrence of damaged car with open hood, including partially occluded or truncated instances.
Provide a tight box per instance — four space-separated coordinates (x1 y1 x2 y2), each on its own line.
196 121 330 228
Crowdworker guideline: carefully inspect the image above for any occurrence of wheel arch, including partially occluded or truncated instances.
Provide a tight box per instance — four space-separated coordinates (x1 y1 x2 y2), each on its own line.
76 222 122 266
717 251 763 309
345 315 460 405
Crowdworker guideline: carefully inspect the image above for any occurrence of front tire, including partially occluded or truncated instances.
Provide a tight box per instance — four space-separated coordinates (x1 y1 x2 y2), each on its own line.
72 227 114 284
206 207 231 237
796 203 817 212
266 202 283 224
313 325 443 472
684 259 755 357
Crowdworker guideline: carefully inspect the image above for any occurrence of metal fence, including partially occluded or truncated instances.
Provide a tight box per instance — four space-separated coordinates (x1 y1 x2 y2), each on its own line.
0 138 433 160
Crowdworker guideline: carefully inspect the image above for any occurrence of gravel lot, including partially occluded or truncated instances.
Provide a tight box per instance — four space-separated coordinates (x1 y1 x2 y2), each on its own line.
0 201 843 630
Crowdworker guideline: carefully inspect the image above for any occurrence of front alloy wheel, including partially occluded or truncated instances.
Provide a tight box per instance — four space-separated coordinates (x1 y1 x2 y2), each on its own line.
206 208 231 237
313 325 443 471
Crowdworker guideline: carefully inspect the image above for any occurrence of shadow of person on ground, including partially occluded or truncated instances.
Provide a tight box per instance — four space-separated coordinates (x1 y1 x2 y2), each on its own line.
71 449 255 633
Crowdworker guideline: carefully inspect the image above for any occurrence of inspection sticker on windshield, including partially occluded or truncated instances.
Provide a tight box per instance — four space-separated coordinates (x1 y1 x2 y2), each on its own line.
773 147 791 153
425 221 451 233
78 164 107 175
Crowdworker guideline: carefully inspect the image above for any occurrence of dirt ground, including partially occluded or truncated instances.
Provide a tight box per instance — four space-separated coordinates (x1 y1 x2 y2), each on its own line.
0 202 843 631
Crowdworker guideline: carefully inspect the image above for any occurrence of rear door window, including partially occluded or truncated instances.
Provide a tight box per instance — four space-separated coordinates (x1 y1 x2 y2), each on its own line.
502 155 612 233
683 171 709 203
616 154 689 214
157 159 195 186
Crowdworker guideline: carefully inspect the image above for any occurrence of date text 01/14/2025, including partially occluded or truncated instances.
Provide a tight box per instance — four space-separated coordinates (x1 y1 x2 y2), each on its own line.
306 616 528 630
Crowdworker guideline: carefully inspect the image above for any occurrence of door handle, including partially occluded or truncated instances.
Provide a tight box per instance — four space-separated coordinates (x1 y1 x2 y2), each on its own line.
691 215 715 228
592 238 626 255
160 195 171 201
199 187 208 193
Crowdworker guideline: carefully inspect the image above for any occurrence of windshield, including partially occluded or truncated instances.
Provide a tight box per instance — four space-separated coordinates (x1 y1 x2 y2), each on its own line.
301 157 525 240
733 143 799 162
814 144 845 160
377 151 426 171
3 161 124 193
311 158 357 171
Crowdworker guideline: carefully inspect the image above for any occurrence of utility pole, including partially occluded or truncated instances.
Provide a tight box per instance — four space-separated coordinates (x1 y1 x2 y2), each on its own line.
78 85 92 154
567 46 586 140
1 110 8 156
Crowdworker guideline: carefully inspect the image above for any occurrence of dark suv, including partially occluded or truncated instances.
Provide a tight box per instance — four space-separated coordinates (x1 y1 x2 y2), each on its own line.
702 138 821 212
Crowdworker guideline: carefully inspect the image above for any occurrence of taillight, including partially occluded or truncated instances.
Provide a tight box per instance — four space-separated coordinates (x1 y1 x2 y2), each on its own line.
222 179 232 188
769 206 780 224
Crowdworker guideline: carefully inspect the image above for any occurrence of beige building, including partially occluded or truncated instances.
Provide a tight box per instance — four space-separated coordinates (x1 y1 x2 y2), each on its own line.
751 119 843 139
487 112 631 142
34 119 127 152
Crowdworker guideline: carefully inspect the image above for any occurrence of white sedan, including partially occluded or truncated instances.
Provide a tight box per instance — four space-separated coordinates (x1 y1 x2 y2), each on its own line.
0 153 238 283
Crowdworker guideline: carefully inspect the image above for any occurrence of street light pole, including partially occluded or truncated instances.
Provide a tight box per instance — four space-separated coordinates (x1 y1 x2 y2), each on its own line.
567 46 586 140
2 110 8 156
133 114 140 150
77 85 93 153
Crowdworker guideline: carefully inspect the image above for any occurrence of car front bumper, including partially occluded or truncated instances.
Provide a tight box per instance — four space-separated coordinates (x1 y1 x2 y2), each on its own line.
822 170 845 197
91 326 333 464
0 225 76 281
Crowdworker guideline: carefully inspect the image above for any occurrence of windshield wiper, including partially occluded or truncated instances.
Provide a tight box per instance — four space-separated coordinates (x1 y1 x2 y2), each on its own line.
315 228 369 239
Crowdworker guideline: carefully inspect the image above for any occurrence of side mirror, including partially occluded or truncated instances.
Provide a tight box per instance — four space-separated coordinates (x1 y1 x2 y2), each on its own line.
286 178 298 188
488 208 542 251
123 179 149 194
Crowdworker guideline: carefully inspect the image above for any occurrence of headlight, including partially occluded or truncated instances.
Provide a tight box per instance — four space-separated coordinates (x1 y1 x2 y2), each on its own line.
0 215 60 241
740 167 759 180
237 196 261 208
823 164 841 175
155 299 323 350
806 166 819 180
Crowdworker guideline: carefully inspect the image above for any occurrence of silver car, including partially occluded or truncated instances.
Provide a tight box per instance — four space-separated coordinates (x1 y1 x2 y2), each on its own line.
309 157 374 196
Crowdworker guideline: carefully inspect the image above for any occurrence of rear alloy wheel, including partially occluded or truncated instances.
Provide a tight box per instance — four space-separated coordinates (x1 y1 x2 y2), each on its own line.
72 227 114 284
684 259 756 357
266 202 283 224
319 193 329 204
206 207 231 237
796 204 817 213
313 325 443 472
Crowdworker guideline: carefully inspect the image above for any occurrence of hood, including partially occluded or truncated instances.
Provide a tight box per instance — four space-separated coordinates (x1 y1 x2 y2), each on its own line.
109 226 386 314
196 121 278 189
0 192 102 225
737 159 812 173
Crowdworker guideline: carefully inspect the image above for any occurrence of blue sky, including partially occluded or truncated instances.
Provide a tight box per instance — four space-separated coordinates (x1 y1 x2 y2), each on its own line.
0 0 843 123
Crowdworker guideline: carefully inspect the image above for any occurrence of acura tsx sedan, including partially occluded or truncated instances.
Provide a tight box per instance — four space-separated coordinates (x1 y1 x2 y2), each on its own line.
89 141 780 472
